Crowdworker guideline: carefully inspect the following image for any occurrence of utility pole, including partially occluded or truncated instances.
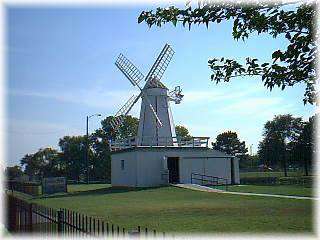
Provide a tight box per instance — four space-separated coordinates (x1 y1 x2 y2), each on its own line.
86 114 101 184
250 144 253 168
86 116 89 184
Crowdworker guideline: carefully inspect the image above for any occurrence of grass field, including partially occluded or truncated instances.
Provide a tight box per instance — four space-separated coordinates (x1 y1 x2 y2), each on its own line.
226 185 313 197
25 184 313 233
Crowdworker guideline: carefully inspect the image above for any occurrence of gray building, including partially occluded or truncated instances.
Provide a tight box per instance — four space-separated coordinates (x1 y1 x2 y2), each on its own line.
111 145 240 187
110 43 240 188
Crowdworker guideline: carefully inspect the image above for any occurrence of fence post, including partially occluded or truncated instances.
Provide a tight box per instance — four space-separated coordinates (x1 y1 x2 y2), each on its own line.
8 195 17 232
102 221 105 235
28 203 33 232
57 209 64 234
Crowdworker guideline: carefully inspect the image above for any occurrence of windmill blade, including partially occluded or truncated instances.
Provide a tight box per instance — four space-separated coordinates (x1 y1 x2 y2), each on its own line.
145 44 175 82
142 93 163 128
110 94 141 130
115 53 145 86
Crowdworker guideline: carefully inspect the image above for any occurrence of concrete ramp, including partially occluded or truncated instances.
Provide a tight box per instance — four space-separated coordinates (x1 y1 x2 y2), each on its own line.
173 184 316 200
172 184 224 193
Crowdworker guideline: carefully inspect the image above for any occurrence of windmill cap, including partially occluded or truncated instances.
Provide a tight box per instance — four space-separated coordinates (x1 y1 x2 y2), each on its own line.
144 77 168 90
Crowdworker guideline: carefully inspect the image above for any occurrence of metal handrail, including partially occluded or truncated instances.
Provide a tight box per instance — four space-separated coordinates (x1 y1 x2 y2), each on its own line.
190 172 228 191
110 136 210 151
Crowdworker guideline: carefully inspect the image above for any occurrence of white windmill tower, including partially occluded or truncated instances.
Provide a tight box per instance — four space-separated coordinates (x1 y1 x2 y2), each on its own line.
110 44 183 146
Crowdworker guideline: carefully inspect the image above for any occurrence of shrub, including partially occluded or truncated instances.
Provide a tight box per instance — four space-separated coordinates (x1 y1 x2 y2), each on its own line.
240 176 312 187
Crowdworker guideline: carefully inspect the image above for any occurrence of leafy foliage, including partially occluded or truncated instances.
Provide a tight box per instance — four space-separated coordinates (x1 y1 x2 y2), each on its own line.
239 154 259 169
212 131 248 156
175 125 192 139
5 165 24 180
90 115 139 181
258 114 305 176
292 114 317 175
58 136 87 181
100 115 139 141
20 147 63 179
138 2 317 104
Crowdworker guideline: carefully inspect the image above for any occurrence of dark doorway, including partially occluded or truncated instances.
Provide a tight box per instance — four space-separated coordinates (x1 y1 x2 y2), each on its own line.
230 157 235 185
167 157 179 183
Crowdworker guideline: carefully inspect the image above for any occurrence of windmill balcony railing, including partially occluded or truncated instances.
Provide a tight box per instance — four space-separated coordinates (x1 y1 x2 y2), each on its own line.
110 136 210 151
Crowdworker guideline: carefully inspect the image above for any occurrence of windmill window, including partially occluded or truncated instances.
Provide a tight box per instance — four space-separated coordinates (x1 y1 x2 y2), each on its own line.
121 160 125 170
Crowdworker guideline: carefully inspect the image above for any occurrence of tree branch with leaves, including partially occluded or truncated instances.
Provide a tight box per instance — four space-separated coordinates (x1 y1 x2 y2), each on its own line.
138 1 317 104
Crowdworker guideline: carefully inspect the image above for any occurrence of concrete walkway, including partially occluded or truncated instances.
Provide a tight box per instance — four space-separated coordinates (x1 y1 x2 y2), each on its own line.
173 184 317 200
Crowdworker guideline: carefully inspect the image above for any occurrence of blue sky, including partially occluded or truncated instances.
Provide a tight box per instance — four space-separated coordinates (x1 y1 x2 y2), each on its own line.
6 5 315 166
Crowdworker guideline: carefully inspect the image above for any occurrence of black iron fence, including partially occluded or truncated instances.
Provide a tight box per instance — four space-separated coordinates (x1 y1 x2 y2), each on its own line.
6 193 166 236
191 173 228 190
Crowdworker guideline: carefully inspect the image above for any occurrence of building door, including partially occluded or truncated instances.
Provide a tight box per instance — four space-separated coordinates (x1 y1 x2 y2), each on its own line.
167 157 179 183
230 158 235 184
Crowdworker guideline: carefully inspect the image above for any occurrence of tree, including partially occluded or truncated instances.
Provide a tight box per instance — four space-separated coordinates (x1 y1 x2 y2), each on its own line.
100 115 139 141
239 154 259 170
294 114 316 175
20 148 63 179
5 165 24 180
58 136 87 181
175 125 192 139
138 2 317 104
212 131 248 157
258 114 303 176
90 115 139 182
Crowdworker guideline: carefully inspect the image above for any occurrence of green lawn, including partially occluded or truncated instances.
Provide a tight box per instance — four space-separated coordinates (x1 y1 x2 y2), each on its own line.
26 184 313 233
226 185 313 197
67 183 111 193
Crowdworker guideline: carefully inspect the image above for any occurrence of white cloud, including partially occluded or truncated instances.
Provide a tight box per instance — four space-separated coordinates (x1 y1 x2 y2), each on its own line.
8 87 141 114
182 84 265 104
219 97 297 120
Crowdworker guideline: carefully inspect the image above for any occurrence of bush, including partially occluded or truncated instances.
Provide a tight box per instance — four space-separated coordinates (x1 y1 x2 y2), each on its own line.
278 176 313 187
240 177 278 185
240 176 312 187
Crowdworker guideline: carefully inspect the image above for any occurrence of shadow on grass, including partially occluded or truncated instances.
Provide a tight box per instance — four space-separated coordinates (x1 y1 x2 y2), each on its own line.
35 186 167 199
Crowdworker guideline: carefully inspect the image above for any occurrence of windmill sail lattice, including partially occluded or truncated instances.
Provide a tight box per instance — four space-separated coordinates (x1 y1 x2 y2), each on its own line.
110 94 141 129
145 44 174 82
112 43 183 146
115 54 145 86
114 53 163 128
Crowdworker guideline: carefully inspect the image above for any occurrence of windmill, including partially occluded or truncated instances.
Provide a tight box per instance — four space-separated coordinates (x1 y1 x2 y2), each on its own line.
110 44 183 146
